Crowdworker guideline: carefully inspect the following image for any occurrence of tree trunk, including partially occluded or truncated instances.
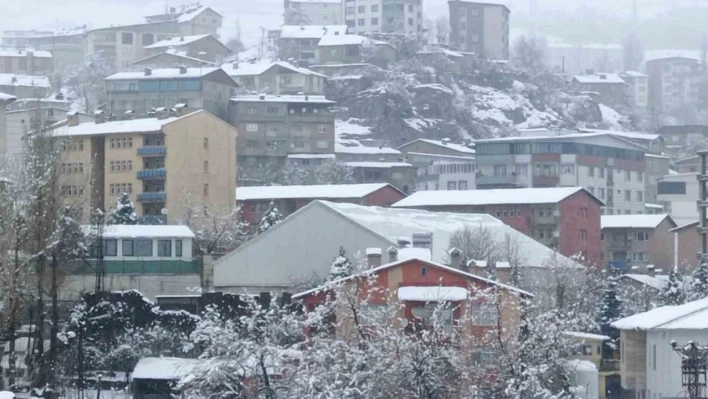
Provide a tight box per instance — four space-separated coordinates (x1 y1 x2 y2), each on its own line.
33 256 46 387
48 255 59 387
7 320 16 389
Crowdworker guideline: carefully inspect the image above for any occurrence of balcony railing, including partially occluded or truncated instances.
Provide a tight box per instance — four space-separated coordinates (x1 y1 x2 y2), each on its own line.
476 174 519 187
609 260 628 270
137 168 166 180
137 192 166 202
137 146 166 157
600 359 620 372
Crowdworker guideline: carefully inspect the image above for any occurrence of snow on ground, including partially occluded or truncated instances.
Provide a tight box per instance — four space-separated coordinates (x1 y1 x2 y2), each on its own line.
599 103 627 130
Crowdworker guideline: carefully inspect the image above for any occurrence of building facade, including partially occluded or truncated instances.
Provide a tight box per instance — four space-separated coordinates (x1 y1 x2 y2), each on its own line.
619 71 649 111
1 27 86 70
279 25 348 64
646 57 702 115
0 49 52 75
474 133 647 215
345 161 416 194
398 138 477 191
143 34 230 62
344 0 423 35
448 0 510 60
4 107 92 156
656 172 699 226
601 214 676 272
571 73 627 108
222 61 326 95
284 0 343 25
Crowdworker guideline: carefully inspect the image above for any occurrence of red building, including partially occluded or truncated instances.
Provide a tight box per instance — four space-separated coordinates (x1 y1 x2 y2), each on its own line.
392 187 604 267
237 183 406 225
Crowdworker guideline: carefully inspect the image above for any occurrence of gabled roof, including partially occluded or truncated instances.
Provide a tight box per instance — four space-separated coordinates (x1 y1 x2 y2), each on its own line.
620 273 668 291
398 138 476 154
292 257 532 299
144 34 211 49
280 25 347 39
318 34 367 47
601 214 674 229
669 220 699 233
105 67 234 83
393 187 603 208
0 92 16 103
230 94 334 104
131 51 215 66
612 297 708 331
221 61 326 78
335 142 400 154
236 183 401 201
50 109 211 137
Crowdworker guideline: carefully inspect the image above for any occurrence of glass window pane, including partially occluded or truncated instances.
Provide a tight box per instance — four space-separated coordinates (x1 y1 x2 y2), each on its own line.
122 239 134 256
135 239 153 256
158 240 172 257
104 239 117 257
176 240 183 257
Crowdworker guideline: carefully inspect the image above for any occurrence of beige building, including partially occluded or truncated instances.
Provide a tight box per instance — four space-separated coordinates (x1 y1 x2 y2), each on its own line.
51 109 237 223
132 50 216 69
601 214 676 272
222 61 326 95
448 0 510 60
0 48 53 75
143 34 230 63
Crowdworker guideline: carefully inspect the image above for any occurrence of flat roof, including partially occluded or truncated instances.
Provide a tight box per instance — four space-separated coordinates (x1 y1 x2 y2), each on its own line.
236 183 395 201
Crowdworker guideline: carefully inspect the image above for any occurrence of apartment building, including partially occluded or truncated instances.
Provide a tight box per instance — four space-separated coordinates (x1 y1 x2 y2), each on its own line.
601 214 676 272
656 172 699 226
284 0 343 25
0 74 51 99
1 27 86 70
343 0 423 35
279 25 347 64
0 93 16 158
132 51 216 69
4 107 92 156
105 66 237 121
50 109 237 224
646 57 702 114
474 133 647 215
398 138 476 191
393 187 603 266
229 94 335 181
571 73 627 108
143 34 230 63
656 124 708 153
222 60 326 95
619 71 649 111
0 49 52 75
448 0 510 60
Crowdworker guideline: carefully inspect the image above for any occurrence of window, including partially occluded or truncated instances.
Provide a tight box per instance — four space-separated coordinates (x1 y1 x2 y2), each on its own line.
562 164 575 174
625 190 631 201
246 107 258 115
632 252 646 261
122 240 134 256
204 183 209 196
588 166 594 177
246 124 258 132
447 181 457 190
158 240 172 257
636 232 650 241
135 239 153 256
580 229 588 242
121 32 133 45
318 124 327 134
625 170 631 181
408 4 414 12
658 181 686 195
599 167 605 178
411 303 453 332
652 344 656 370
493 165 506 176
470 8 479 16
638 171 643 182
246 140 259 148
515 164 528 176
358 18 365 26
371 17 379 25
204 137 209 149
266 106 279 115
142 33 154 46
470 34 479 42
637 190 643 202
104 239 117 257
598 187 605 199
421 265 427 276
358 5 365 12
372 4 379 12
204 160 209 173
316 140 328 149
472 301 497 326
293 140 305 149
459 181 468 190
175 240 183 257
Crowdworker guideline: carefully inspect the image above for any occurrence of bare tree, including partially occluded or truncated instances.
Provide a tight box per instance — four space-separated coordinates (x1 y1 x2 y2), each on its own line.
435 16 449 45
499 232 529 286
623 33 644 71
512 34 547 73
448 224 502 274
64 52 110 112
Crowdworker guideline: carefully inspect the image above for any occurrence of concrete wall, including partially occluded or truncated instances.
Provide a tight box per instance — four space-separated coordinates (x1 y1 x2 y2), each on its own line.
60 274 201 301
645 329 708 399
620 329 646 393
675 224 700 271
657 173 699 226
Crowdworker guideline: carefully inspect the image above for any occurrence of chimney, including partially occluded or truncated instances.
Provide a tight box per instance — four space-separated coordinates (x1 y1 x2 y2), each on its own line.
305 95 309 101
366 248 382 268
585 69 594 75
647 264 655 277
66 110 79 127
174 102 189 116
11 77 17 84
178 65 187 74
144 67 152 76
124 109 137 119
387 245 398 263
449 247 461 270
155 107 169 120
180 36 185 42
94 109 106 124
259 93 266 100
232 61 239 69
600 74 607 80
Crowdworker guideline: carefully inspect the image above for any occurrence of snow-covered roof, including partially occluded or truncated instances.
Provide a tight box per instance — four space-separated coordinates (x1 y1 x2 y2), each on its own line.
573 74 625 84
398 247 432 262
0 92 16 102
132 357 201 380
144 34 211 49
288 0 340 3
582 129 661 141
335 119 372 137
280 25 348 39
0 391 15 399
394 187 599 208
317 201 580 268
105 67 222 81
0 49 52 58
318 34 367 47
620 274 668 291
601 214 673 229
51 115 179 137
612 297 708 331
222 61 326 78
645 203 664 209
343 161 413 168
563 331 610 341
621 70 648 78
397 286 468 302
0 74 51 88
176 5 219 22
474 133 647 150
230 94 334 104
236 183 394 201
399 138 476 154
82 225 195 239
335 143 400 155
286 153 335 159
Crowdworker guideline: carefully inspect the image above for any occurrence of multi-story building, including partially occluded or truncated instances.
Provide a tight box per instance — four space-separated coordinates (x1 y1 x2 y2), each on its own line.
474 133 647 215
646 57 702 115
345 161 416 193
237 182 405 225
1 27 86 70
0 73 51 99
671 221 700 271
50 108 237 224
4 107 92 156
656 124 708 154
105 66 237 120
0 93 16 156
279 25 348 64
143 34 231 63
398 138 477 191
698 150 708 263
619 71 649 112
343 0 423 35
571 73 627 108
132 50 216 69
393 187 603 266
657 172 699 226
601 214 676 272
143 5 223 37
229 94 336 182
222 61 326 95
0 49 52 75
284 0 343 25
448 0 510 60
543 40 623 75
645 153 670 205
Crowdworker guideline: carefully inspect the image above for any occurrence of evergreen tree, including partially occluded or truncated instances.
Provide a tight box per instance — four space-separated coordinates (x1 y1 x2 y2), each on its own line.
329 246 352 280
108 192 137 225
258 201 282 234
600 274 622 356
689 262 708 301
661 266 686 306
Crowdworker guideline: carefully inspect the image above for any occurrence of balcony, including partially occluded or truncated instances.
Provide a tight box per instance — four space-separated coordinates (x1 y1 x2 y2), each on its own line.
476 174 521 188
137 168 166 180
137 192 166 202
609 260 628 270
137 146 166 157
138 215 167 224
600 359 620 372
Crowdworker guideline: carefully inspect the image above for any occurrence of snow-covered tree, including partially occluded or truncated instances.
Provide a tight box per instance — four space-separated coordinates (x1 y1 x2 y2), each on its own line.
312 160 355 185
107 192 137 225
329 246 352 280
689 262 708 301
181 201 249 255
512 34 547 74
661 266 687 306
63 51 111 112
257 201 282 234
600 274 622 347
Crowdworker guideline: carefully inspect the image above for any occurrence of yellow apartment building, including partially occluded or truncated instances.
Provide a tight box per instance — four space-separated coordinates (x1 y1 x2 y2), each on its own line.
52 108 237 223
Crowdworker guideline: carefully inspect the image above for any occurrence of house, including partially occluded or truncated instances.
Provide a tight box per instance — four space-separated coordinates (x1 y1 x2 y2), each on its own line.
222 60 326 95
316 34 366 64
571 73 627 107
62 225 198 302
294 254 529 346
143 34 230 62
50 109 237 224
646 57 703 114
229 94 335 183
105 66 238 120
611 297 708 399
213 200 582 293
474 132 648 215
448 0 510 60
601 214 676 272
279 25 348 64
1 27 86 71
619 71 648 111
0 74 51 99
674 155 699 173
344 0 423 35
142 5 223 37
284 0 343 25
656 124 708 153
656 172 698 226
131 50 216 69
0 48 52 75
132 357 201 399
236 183 406 225
397 138 476 191
345 161 416 194
670 221 700 271
393 187 603 266
564 331 619 399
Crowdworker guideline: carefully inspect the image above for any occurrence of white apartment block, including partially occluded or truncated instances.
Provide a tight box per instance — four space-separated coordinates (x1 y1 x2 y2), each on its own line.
343 0 423 35
285 0 344 25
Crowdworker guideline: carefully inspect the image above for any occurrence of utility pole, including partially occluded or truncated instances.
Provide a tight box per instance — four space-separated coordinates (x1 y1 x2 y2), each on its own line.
671 341 708 399
92 209 105 293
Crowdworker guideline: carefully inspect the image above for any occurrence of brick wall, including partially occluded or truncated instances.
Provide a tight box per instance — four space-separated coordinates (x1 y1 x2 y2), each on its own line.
558 190 603 267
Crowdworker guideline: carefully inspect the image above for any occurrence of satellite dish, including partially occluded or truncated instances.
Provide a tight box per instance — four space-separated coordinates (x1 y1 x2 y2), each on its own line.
553 230 560 238
400 319 409 328
161 208 168 215
553 209 560 217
